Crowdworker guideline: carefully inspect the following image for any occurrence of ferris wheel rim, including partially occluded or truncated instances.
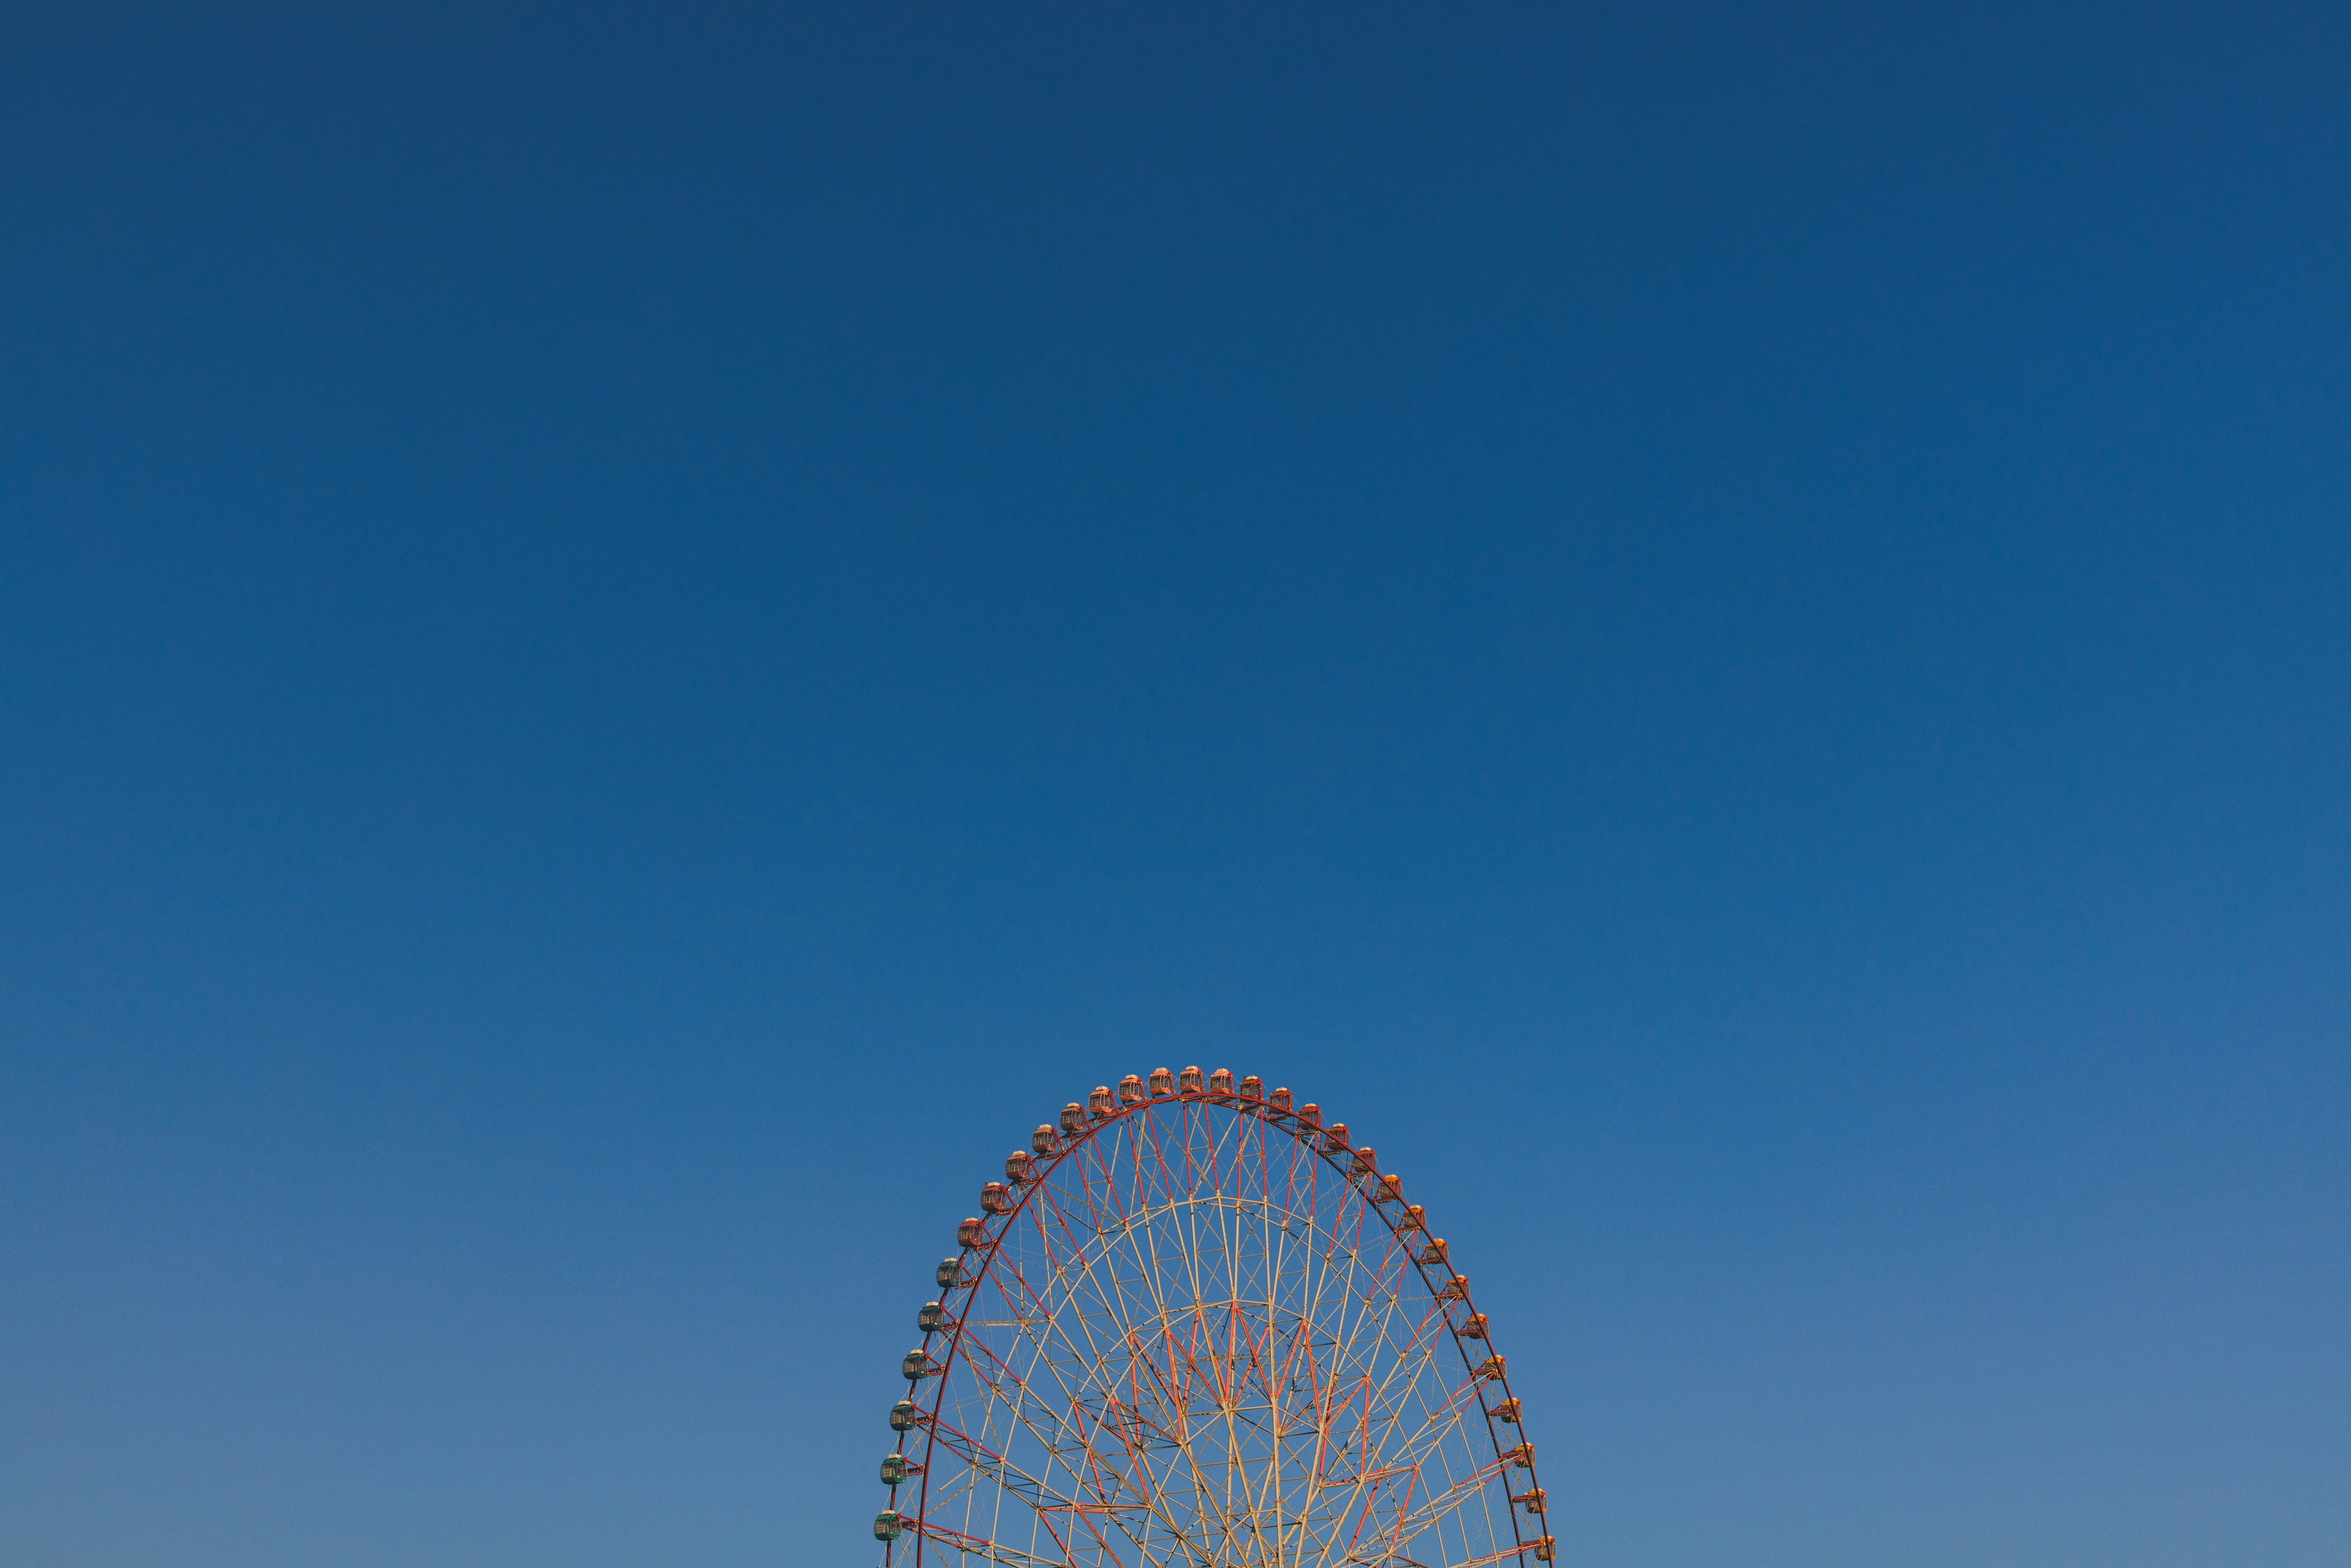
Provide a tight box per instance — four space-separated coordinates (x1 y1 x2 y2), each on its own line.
888 1082 1551 1568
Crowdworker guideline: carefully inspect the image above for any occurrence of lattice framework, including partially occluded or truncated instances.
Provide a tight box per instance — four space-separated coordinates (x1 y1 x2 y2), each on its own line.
874 1073 1554 1568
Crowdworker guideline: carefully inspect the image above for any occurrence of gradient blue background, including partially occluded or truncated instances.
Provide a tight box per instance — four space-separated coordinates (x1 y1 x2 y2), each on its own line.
4 3 2346 1564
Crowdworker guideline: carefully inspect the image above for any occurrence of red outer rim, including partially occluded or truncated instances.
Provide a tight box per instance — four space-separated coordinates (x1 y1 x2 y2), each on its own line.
876 1084 1550 1568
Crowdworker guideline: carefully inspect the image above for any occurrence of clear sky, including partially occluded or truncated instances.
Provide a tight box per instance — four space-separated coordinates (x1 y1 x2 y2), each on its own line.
2 4 2345 1566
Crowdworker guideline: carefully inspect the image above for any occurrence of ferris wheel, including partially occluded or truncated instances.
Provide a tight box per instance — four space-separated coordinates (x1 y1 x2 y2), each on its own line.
871 1066 1555 1567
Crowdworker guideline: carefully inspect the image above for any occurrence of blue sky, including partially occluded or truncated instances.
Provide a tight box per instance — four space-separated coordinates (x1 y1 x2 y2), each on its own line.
2 3 2345 1565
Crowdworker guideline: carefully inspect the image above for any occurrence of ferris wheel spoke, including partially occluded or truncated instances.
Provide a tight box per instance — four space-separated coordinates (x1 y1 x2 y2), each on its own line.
1352 1333 1484 1472
1275 1163 1354 1559
999 1199 1212 1508
1193 1179 1300 1557
1321 1234 1417 1392
1362 1446 1513 1553
1079 1383 1231 1568
947 1331 1120 1523
983 1239 1123 1442
1291 1272 1463 1564
1308 1412 1504 1566
1106 1311 1252 1557
1029 1211 1211 1548
906 1517 1076 1568
1144 1321 1254 1554
924 1417 1085 1512
1341 1291 1458 1450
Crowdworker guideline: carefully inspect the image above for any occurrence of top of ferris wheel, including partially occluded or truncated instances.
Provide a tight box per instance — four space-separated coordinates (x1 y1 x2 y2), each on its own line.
1081 1066 1300 1123
959 1063 1462 1281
